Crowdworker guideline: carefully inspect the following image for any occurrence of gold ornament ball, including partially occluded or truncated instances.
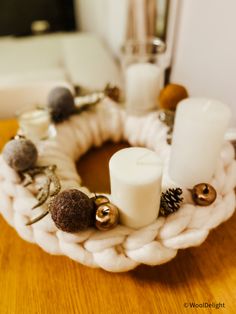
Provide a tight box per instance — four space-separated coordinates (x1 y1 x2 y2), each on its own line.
190 183 217 206
159 83 189 111
95 203 119 231
92 194 110 207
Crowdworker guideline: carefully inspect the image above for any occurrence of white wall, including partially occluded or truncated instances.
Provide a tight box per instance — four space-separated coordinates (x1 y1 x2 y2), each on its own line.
171 0 236 126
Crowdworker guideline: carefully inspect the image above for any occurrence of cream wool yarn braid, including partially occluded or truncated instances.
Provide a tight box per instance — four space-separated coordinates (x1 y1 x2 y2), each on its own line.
0 100 235 272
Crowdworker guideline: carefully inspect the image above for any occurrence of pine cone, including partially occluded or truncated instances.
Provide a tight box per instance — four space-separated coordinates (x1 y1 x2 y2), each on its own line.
104 84 120 102
160 188 183 217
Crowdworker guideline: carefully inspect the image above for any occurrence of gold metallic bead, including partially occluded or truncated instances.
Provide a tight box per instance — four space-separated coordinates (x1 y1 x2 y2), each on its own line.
190 183 217 206
159 109 175 128
95 203 119 231
159 109 175 143
92 195 110 207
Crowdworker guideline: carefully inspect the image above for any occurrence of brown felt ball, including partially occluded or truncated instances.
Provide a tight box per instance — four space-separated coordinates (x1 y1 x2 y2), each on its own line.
49 189 95 232
159 83 189 111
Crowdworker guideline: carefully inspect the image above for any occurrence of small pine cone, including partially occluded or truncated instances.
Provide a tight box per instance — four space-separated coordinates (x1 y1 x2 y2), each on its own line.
104 84 120 102
160 188 183 217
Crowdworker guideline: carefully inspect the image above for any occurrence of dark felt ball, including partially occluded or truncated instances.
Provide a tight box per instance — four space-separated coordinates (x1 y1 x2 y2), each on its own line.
2 138 38 171
48 87 75 123
49 189 95 232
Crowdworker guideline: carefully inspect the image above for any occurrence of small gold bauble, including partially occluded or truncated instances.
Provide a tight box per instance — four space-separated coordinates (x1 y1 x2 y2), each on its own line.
190 183 217 206
159 83 189 111
92 195 110 207
95 203 119 231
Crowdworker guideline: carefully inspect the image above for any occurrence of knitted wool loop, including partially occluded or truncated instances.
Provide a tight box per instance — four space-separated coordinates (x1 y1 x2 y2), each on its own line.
0 100 235 272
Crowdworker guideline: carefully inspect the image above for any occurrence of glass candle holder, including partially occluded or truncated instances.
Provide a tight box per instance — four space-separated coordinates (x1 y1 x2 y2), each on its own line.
121 37 166 70
121 38 166 115
17 107 55 142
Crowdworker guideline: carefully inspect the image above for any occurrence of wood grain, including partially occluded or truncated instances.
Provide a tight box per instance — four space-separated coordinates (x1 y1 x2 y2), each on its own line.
0 119 18 150
0 122 236 314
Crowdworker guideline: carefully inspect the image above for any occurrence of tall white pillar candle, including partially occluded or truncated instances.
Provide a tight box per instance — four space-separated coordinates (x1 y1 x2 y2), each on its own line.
169 98 231 187
125 63 161 115
109 147 163 229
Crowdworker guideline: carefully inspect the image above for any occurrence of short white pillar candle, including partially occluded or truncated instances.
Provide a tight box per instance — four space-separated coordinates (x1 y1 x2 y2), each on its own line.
125 63 161 115
109 147 163 229
18 109 51 142
169 98 231 187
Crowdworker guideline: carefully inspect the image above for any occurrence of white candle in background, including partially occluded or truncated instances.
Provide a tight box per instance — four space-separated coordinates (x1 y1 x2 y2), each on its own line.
169 98 231 187
125 63 161 115
18 109 51 142
109 147 163 229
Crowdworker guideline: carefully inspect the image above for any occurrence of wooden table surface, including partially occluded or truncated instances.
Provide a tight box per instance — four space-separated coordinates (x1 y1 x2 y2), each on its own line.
0 121 235 314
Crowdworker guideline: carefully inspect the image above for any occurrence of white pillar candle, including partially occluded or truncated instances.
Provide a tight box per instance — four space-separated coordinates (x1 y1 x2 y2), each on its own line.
169 98 231 187
18 109 51 142
125 63 161 115
109 147 163 229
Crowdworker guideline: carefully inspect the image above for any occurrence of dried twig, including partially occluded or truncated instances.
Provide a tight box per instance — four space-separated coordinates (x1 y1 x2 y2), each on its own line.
32 177 51 209
26 211 49 226
21 165 61 210
44 165 61 197
25 164 61 226
21 166 47 186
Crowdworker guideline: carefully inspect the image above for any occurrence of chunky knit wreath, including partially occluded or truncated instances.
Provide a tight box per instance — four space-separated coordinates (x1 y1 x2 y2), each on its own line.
0 100 235 272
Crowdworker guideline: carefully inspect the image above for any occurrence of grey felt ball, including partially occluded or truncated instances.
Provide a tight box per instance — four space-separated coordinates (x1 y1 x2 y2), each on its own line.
2 138 38 171
47 87 75 123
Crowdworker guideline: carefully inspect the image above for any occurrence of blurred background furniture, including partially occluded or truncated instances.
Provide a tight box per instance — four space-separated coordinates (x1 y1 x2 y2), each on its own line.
0 0 75 36
0 0 235 124
0 33 122 117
